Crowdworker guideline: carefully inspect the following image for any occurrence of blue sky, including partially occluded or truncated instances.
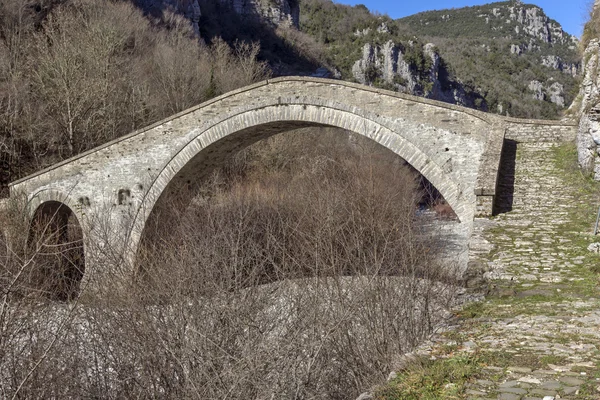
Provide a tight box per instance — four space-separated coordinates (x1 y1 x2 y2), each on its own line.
335 1 590 37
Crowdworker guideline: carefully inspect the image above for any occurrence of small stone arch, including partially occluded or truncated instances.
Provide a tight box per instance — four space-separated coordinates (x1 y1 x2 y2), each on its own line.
27 190 86 300
126 101 475 262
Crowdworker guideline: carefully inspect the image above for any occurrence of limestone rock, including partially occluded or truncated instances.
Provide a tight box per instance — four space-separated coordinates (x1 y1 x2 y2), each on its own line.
528 80 545 101
574 39 600 113
354 27 371 37
573 39 600 178
135 0 202 35
508 4 572 44
136 0 300 35
562 63 579 76
511 44 523 55
577 113 597 174
527 80 564 106
547 82 565 107
541 55 579 76
351 40 481 108
351 41 418 94
423 43 440 82
542 55 561 69
351 43 376 85
474 1 577 46
587 243 600 253
220 0 300 28
377 22 389 34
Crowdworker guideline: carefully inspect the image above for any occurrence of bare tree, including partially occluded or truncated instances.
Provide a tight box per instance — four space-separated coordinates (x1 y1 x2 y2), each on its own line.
0 0 271 184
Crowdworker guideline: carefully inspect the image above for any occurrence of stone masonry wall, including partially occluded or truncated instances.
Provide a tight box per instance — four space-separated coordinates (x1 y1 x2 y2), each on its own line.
10 78 494 287
9 78 578 289
504 121 577 143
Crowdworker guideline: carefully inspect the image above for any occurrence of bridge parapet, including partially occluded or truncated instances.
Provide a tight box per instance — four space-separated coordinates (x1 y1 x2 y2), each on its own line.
503 119 577 143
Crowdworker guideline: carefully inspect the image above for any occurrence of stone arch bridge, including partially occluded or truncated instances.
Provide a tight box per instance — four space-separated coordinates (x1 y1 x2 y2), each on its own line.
4 77 576 290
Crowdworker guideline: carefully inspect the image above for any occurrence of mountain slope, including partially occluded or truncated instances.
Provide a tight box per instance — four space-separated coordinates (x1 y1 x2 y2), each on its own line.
397 0 581 118
135 0 581 119
300 0 487 110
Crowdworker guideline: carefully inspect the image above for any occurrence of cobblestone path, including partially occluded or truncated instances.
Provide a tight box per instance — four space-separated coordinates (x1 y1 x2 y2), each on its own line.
414 141 600 399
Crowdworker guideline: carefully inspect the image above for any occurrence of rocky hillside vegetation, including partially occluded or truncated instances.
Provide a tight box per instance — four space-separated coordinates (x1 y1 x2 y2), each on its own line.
573 0 600 179
397 0 580 119
145 0 580 119
299 0 487 110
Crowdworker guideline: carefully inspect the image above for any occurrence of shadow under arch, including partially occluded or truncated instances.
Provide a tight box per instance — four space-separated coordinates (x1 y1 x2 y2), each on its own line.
27 198 86 301
126 101 472 265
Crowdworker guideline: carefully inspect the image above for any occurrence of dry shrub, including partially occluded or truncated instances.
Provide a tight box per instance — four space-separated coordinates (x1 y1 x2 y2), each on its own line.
0 0 270 181
210 38 272 94
433 201 456 219
582 0 600 50
132 128 457 398
275 24 329 67
0 129 459 399
0 2 453 397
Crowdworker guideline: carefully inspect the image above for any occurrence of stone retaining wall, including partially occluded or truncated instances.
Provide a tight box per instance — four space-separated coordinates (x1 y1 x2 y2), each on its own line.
504 121 577 143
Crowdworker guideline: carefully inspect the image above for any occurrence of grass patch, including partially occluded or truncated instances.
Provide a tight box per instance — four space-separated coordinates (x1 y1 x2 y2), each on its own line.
375 355 481 400
590 264 600 274
457 301 486 319
574 361 600 399
374 351 564 399
551 143 600 230
539 354 567 366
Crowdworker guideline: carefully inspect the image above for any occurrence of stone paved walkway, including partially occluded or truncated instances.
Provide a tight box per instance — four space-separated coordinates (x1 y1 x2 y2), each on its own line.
414 141 600 399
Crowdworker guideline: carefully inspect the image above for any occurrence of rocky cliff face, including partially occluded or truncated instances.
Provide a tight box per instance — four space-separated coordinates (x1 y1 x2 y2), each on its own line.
506 1 573 45
135 0 299 33
481 1 580 75
574 36 600 179
135 0 202 34
219 0 299 28
351 38 483 109
351 41 416 92
402 0 579 64
527 80 565 106
540 55 579 76
396 0 580 118
572 0 600 179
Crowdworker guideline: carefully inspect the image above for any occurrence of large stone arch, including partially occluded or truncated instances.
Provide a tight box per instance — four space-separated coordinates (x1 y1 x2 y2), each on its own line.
126 99 478 261
26 190 86 300
8 77 513 285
